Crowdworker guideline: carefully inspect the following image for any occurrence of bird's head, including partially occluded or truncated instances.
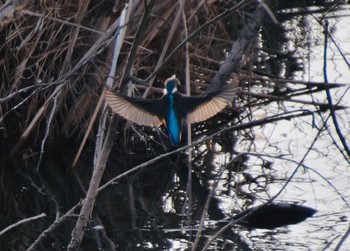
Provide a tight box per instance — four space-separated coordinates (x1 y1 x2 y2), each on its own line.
163 76 180 95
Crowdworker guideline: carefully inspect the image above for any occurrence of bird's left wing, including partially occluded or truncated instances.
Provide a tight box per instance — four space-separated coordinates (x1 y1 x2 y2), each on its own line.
179 84 240 123
104 90 166 127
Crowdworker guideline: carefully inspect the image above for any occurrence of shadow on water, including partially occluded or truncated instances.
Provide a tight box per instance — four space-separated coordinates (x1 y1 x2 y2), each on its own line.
0 1 349 250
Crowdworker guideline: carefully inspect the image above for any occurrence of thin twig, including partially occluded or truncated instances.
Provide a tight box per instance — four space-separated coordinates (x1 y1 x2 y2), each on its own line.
243 90 347 110
0 86 40 122
0 84 43 104
36 90 58 170
10 84 63 155
192 162 227 251
27 203 82 251
0 213 46 236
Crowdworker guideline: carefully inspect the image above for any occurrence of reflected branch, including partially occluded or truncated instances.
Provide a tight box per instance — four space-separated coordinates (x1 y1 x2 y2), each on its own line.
323 20 350 158
335 224 350 251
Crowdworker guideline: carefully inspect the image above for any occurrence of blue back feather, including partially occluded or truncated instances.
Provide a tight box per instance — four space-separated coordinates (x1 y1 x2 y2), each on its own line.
166 94 181 145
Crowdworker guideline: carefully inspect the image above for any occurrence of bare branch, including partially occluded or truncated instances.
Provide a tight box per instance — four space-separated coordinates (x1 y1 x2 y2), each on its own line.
0 213 46 236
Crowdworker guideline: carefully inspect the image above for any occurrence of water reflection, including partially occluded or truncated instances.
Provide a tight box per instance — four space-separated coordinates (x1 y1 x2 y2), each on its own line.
241 2 350 250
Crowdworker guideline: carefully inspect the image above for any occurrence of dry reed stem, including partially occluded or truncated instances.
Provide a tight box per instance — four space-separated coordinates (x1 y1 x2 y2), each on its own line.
71 93 105 168
143 1 185 98
67 3 130 249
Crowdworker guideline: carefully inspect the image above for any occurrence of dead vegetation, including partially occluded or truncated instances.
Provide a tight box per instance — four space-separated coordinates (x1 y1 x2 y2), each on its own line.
0 1 248 153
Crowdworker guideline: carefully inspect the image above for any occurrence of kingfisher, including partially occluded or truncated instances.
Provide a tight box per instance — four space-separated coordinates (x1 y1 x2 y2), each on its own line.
104 76 239 145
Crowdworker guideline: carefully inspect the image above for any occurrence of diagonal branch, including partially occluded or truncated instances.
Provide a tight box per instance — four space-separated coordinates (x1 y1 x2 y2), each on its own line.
208 3 265 92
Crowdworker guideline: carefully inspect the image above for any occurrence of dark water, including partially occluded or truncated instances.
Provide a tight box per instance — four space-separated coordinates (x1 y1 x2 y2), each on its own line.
1 2 350 251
